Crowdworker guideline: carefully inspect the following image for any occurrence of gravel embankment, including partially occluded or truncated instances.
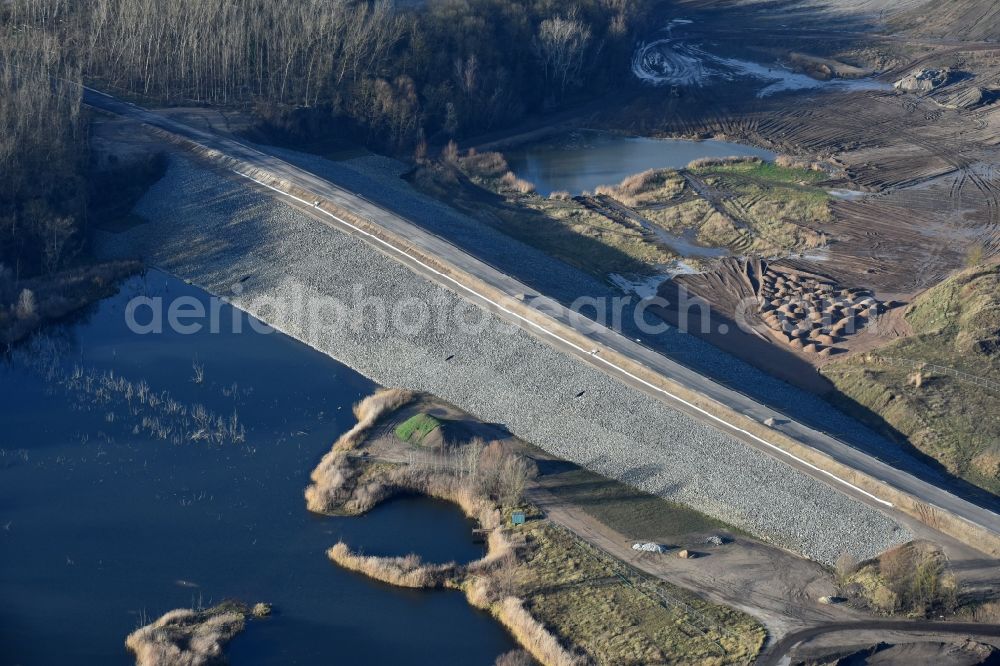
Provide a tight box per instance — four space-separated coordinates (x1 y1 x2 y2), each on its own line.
97 155 911 564
260 147 934 477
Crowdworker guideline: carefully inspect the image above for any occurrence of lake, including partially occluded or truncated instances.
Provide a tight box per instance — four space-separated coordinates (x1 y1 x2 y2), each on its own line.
503 130 775 196
0 269 515 664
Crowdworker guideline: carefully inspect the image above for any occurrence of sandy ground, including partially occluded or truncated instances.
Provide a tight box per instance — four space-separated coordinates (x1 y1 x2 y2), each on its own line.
786 634 999 666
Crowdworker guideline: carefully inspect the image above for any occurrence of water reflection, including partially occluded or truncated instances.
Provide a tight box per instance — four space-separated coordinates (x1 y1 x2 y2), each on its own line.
504 130 775 196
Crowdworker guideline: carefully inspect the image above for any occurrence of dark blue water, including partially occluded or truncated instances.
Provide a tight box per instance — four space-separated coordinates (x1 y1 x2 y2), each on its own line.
0 270 514 665
504 130 776 195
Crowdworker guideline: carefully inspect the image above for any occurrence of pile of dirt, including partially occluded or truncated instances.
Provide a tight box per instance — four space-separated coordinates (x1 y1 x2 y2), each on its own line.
894 68 951 93
938 87 992 110
788 53 874 81
796 639 999 666
755 263 886 358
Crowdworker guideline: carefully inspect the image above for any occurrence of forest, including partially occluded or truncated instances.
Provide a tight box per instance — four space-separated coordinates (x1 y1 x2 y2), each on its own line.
1 9 84 280
0 0 649 281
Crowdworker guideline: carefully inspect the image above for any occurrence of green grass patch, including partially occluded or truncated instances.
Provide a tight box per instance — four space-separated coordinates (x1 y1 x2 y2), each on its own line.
394 412 442 444
545 468 732 540
690 162 831 254
694 160 828 186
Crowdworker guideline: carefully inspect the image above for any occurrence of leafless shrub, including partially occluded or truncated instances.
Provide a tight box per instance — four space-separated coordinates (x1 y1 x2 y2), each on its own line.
466 440 534 508
190 404 210 431
491 551 522 599
687 156 762 169
461 150 508 178
191 360 204 385
497 455 532 507
548 190 571 201
0 24 84 276
456 437 487 479
442 140 460 164
136 380 150 404
228 411 245 444
534 12 592 95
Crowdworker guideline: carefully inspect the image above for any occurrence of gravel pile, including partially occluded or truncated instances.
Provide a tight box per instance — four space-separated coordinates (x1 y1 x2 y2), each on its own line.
98 155 911 564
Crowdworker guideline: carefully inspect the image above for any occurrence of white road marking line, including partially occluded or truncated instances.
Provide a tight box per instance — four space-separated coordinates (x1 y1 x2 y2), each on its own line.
239 171 894 508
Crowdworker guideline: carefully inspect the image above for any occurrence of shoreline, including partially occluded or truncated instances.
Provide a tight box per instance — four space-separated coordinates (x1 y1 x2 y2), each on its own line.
307 387 765 665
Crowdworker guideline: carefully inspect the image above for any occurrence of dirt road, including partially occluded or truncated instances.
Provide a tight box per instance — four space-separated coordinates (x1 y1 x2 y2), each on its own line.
523 479 864 643
756 620 1000 666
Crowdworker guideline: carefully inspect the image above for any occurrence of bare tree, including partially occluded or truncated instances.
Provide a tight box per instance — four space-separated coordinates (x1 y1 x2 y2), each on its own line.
40 215 77 273
534 12 592 96
497 454 531 507
15 288 37 320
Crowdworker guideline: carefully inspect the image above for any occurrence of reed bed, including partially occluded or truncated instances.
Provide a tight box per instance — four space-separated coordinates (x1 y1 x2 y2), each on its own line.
311 389 582 665
304 387 414 512
125 604 248 666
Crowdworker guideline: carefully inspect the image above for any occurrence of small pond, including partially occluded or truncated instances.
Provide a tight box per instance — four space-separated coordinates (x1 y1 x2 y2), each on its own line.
0 270 515 664
503 130 775 196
